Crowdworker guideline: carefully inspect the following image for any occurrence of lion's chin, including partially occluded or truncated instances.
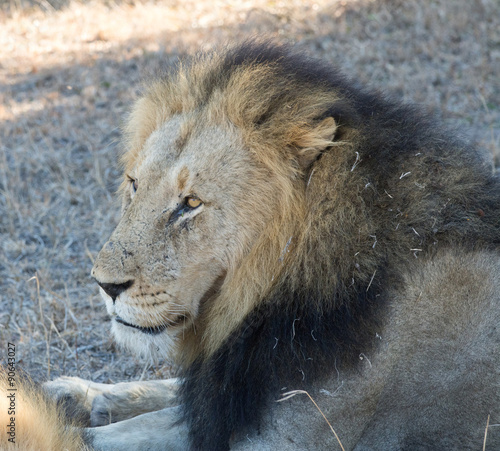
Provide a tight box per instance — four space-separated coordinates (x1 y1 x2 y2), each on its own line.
111 319 179 360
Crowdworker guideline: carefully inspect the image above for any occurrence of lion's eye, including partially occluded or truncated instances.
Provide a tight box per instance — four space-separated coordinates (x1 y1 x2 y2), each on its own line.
186 196 202 209
130 178 138 193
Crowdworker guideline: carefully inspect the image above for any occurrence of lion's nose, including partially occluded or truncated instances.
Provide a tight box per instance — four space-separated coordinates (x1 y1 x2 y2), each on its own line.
96 280 134 302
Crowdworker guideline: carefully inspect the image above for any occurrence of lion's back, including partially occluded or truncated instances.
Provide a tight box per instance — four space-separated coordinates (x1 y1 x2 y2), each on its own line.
230 249 500 450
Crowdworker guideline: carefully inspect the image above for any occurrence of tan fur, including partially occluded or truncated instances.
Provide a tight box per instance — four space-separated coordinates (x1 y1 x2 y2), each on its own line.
0 370 89 451
177 167 189 192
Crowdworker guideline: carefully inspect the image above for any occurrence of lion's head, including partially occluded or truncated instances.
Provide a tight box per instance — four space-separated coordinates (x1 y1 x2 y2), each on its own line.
92 41 498 370
91 43 340 363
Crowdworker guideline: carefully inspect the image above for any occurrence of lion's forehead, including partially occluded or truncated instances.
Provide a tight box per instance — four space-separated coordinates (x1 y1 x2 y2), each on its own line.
139 115 185 168
136 114 256 195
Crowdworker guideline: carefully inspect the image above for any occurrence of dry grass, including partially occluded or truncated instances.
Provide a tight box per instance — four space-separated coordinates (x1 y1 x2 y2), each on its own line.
279 390 345 450
0 0 499 384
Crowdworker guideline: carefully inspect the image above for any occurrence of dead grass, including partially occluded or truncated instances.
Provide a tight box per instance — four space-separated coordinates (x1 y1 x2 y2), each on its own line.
0 0 499 383
279 390 346 450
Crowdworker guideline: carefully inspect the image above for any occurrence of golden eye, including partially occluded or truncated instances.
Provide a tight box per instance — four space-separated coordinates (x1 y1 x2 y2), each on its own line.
186 196 202 209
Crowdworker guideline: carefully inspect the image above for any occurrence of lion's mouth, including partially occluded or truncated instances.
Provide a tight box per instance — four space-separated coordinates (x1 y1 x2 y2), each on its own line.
114 315 187 335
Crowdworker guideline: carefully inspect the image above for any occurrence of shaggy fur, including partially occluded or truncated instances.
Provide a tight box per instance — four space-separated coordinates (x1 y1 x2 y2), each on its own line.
0 369 90 450
39 41 500 450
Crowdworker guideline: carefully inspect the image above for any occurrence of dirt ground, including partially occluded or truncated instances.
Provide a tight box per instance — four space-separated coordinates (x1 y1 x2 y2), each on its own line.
0 0 499 384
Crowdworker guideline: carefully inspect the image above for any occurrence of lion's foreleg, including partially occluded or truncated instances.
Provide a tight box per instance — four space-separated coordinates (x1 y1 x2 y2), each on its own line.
44 377 181 427
90 378 181 426
87 405 189 451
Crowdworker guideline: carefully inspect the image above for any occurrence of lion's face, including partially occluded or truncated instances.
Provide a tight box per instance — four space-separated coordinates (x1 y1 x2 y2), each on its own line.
90 49 340 360
91 114 280 358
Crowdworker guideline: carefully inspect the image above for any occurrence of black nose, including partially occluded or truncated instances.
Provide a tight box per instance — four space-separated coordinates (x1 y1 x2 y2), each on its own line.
97 280 134 301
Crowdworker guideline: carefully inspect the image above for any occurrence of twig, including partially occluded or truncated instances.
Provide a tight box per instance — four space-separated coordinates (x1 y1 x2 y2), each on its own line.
483 414 490 451
28 273 51 379
84 239 95 264
350 151 361 172
307 168 316 187
75 340 106 354
278 390 345 451
366 270 377 293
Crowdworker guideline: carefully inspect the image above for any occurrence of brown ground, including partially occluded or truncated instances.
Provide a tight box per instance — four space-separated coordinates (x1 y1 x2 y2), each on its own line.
0 0 499 384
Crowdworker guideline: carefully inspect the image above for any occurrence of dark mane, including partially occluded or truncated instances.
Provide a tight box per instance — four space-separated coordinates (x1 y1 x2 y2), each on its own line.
180 274 389 450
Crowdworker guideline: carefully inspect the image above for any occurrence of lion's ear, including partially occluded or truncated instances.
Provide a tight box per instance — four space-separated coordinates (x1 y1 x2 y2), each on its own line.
294 117 337 170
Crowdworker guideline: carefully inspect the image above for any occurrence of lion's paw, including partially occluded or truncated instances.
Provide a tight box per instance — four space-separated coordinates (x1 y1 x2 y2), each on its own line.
43 377 109 426
90 393 115 427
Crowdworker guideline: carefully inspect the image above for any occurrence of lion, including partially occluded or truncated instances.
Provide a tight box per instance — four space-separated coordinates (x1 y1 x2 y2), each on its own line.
7 41 500 450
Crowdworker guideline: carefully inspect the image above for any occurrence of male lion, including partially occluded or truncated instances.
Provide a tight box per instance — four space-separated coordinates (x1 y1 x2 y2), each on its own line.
38 42 500 450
